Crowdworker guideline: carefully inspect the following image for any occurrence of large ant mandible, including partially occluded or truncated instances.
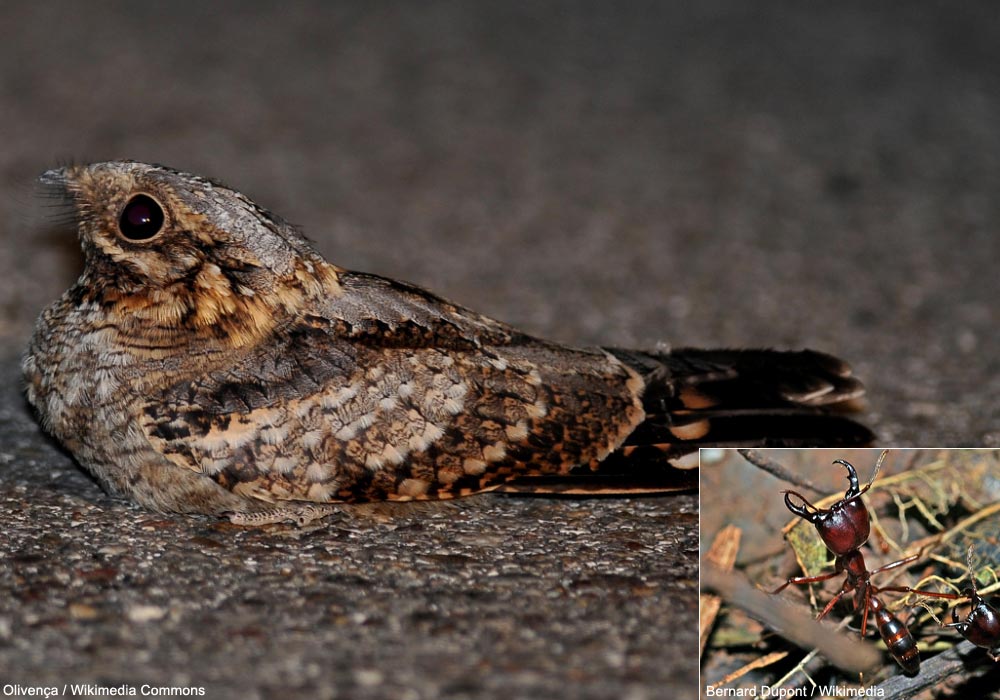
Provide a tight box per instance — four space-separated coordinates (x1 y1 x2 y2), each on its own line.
771 452 954 674
946 545 1000 661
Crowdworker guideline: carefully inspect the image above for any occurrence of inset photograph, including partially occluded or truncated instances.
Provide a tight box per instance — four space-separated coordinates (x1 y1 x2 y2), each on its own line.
700 449 1000 698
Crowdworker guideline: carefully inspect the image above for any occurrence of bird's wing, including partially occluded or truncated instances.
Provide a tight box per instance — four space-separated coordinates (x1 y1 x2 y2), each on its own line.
140 273 645 503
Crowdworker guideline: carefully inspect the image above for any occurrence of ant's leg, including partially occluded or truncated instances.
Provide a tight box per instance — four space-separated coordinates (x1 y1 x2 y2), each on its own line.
869 550 965 600
771 569 843 595
817 585 853 621
878 585 963 600
868 552 920 577
860 591 872 637
772 556 846 595
816 575 860 622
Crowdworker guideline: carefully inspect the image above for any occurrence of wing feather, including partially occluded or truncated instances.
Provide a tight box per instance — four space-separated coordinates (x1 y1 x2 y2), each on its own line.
141 287 644 504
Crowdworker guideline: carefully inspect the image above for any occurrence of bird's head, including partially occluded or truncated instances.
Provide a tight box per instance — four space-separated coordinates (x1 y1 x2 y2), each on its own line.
42 161 341 345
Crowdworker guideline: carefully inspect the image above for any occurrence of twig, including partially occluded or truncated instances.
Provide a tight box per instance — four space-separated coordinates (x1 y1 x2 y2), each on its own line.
700 525 742 657
701 562 882 674
738 449 825 493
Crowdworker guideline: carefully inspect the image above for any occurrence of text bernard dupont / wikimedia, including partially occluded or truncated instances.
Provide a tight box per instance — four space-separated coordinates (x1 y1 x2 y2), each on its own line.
704 685 886 698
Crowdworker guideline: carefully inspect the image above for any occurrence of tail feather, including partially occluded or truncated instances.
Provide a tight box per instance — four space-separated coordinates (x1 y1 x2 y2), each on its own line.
507 348 871 496
604 347 873 459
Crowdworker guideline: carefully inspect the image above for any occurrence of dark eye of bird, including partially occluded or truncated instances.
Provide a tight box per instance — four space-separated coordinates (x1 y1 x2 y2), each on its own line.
118 194 165 241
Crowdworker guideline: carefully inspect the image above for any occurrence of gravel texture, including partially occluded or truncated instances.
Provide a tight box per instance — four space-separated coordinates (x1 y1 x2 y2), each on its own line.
1 2 998 699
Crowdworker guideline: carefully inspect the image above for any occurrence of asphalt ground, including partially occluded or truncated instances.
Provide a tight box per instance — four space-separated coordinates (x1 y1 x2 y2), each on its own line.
1 2 998 699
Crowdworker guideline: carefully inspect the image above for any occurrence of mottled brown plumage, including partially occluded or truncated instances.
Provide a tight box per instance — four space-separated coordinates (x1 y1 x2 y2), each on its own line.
24 161 872 524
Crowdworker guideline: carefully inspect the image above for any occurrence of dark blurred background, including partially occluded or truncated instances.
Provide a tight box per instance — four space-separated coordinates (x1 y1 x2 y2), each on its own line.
1 2 998 698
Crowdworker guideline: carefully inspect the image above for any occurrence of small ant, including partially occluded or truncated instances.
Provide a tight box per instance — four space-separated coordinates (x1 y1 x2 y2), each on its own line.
771 451 955 674
945 545 1000 661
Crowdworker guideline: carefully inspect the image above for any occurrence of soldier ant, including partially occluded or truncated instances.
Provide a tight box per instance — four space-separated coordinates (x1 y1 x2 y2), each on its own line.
944 545 1000 661
771 451 957 674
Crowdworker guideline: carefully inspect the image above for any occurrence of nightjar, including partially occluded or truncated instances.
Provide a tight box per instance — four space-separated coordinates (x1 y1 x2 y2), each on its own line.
24 161 872 523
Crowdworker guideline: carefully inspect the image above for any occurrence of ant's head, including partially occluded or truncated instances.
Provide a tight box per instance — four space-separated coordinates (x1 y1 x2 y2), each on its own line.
783 459 873 556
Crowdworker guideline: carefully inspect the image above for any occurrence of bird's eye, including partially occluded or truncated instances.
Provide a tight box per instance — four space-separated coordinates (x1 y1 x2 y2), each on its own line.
119 194 165 241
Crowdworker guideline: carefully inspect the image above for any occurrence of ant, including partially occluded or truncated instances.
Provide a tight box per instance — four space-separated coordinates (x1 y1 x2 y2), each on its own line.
771 451 957 674
943 545 1000 661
